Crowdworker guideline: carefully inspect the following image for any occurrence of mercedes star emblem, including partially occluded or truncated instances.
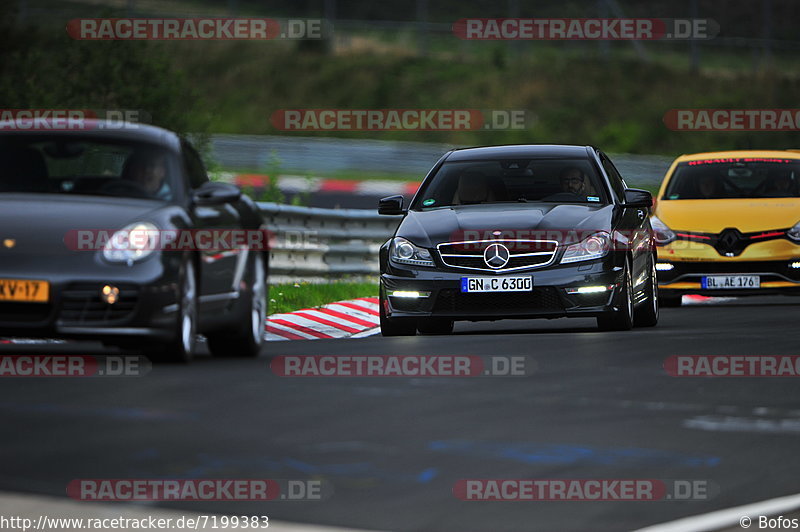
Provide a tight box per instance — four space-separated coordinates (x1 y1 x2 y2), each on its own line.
483 243 510 269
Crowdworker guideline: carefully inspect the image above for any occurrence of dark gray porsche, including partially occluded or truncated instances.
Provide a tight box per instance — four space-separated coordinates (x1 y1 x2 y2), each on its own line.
0 120 267 361
378 145 658 335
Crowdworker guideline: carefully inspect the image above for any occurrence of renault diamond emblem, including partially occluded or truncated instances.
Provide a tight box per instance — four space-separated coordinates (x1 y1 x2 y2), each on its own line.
483 243 510 269
3 239 15 249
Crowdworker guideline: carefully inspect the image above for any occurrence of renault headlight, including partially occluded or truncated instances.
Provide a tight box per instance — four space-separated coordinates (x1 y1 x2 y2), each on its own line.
788 220 800 243
650 215 676 245
561 231 611 264
390 237 434 267
103 222 159 265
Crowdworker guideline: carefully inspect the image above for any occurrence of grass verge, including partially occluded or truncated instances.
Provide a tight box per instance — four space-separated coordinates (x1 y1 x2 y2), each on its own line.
268 281 379 315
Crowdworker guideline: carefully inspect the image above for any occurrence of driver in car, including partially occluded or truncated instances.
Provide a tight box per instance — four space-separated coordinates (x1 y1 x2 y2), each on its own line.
559 166 595 196
123 151 171 200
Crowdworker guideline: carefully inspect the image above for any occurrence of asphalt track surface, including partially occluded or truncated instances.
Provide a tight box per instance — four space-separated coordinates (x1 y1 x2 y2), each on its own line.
1 295 799 531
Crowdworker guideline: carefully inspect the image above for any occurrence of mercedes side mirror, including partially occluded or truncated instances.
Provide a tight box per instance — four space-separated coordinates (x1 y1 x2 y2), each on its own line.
378 195 406 215
622 188 653 208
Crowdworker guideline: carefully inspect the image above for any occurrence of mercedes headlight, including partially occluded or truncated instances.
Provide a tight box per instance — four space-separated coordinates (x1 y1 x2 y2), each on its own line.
650 215 677 245
390 237 434 267
561 231 611 264
103 222 159 265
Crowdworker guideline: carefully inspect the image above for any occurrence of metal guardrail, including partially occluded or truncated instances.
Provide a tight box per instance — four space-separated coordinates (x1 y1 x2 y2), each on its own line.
213 135 673 188
258 202 401 278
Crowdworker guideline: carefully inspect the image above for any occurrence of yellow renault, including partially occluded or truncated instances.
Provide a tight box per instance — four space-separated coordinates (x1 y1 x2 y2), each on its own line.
652 150 800 306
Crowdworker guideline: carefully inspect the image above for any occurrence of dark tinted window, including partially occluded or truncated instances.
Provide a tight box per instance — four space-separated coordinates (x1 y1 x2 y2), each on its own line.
0 135 178 201
412 158 608 210
182 141 208 189
600 153 626 201
665 158 800 199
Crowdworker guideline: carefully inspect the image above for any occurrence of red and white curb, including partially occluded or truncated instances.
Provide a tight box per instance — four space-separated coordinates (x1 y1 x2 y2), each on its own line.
0 295 739 346
0 298 381 345
222 173 420 197
266 297 380 341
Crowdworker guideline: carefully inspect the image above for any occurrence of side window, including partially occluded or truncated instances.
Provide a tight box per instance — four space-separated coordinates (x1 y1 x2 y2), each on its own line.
600 153 626 201
181 141 208 189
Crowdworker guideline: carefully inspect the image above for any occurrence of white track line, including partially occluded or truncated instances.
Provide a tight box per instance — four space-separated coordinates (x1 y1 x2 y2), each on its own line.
635 492 800 532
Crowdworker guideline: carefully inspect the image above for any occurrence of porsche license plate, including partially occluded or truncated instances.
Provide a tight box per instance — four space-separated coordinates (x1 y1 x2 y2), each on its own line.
701 275 760 289
461 276 532 293
0 279 50 302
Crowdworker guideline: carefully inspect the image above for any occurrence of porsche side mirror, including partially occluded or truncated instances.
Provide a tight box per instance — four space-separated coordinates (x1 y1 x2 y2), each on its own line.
193 181 241 206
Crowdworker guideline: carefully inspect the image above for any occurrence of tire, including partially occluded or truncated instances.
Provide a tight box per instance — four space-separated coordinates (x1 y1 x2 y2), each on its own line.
417 318 454 335
659 293 683 307
634 255 659 327
150 259 197 363
207 253 267 358
597 257 634 331
379 288 417 337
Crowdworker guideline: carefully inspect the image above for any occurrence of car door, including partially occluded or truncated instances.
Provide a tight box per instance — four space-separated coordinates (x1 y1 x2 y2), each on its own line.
181 140 243 310
600 152 651 289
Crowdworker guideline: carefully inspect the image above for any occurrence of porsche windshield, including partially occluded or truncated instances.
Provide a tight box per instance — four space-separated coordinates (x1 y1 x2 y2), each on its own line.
664 158 800 200
411 158 608 210
0 135 180 201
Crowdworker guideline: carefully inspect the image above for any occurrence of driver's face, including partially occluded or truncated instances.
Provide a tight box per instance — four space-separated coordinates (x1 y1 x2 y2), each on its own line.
698 177 716 198
133 157 167 193
561 171 585 194
774 177 791 190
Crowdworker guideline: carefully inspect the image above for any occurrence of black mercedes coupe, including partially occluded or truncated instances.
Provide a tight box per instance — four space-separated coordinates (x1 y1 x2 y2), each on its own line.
0 120 267 361
378 145 658 335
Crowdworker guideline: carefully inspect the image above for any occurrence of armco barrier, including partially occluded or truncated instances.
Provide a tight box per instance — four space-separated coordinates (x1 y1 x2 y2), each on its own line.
258 202 401 278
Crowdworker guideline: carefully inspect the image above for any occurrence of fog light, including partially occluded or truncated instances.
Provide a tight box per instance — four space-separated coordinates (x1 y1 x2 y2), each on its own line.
101 285 120 304
790 261 800 269
565 285 613 295
387 290 431 298
656 263 675 271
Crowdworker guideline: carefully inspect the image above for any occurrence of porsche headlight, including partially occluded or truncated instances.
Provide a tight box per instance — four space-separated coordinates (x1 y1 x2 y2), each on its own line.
788 221 800 243
560 231 611 264
103 222 159 265
390 237 434 267
650 215 677 245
